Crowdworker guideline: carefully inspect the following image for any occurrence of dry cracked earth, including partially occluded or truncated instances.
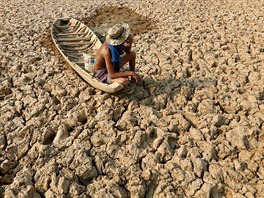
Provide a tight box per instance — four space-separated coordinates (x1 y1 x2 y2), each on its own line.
0 0 264 197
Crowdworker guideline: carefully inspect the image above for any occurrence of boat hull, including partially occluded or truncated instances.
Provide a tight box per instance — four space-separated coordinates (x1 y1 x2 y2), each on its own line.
51 17 124 93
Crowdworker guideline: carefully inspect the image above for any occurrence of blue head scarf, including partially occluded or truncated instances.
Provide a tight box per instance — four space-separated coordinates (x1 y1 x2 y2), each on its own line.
108 44 124 72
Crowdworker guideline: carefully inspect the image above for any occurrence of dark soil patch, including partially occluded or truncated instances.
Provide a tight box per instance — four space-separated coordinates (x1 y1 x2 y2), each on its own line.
81 6 156 38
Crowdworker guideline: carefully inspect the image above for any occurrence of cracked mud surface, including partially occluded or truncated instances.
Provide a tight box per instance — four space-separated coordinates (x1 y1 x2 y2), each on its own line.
0 0 264 197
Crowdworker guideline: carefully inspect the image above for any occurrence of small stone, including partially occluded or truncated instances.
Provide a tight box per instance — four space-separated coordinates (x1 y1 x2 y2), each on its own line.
57 177 71 194
69 182 85 197
211 115 230 127
53 125 69 147
189 127 204 141
0 159 16 173
226 126 249 150
141 169 152 181
177 145 188 159
69 150 98 183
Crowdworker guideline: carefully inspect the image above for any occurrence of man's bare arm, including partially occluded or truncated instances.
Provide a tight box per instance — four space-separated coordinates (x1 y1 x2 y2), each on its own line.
104 48 135 79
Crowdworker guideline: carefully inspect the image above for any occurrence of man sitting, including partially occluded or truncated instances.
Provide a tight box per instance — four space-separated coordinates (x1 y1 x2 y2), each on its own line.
94 23 141 87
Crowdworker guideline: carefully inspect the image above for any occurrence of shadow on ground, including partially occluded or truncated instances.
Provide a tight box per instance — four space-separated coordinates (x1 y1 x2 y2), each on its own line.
115 74 217 111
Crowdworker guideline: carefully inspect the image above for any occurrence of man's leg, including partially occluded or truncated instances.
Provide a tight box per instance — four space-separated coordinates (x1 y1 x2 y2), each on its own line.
107 74 129 87
111 78 129 87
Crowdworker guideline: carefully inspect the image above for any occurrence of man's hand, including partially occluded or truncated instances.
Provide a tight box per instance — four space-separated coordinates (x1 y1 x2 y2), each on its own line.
130 72 141 83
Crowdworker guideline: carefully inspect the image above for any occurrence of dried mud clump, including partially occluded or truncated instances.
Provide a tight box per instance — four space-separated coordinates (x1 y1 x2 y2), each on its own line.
0 0 264 197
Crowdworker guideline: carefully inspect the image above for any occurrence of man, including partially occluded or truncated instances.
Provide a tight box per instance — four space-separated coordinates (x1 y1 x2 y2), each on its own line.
94 23 141 87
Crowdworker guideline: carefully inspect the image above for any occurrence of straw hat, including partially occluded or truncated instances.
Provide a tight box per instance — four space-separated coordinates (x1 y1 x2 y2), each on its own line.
106 23 130 46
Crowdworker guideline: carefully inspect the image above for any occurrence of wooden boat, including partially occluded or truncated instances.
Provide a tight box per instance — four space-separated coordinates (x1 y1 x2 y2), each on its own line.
51 14 124 93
